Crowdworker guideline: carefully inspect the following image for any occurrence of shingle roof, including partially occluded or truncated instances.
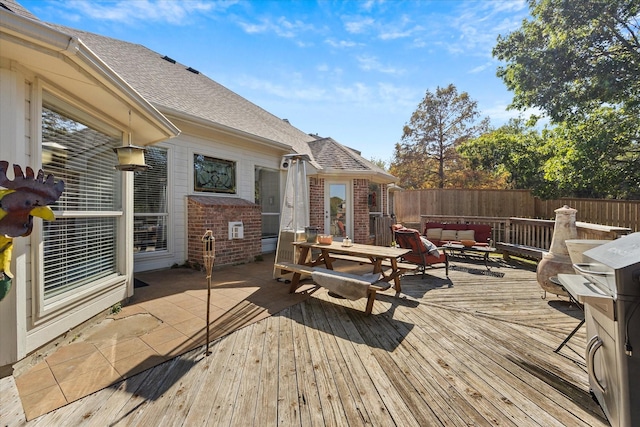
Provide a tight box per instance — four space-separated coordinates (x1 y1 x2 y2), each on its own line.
309 137 370 171
308 136 394 181
24 17 393 181
1 0 38 20
50 26 316 159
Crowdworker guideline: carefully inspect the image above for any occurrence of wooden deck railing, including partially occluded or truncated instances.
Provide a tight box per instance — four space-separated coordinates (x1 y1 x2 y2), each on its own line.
371 214 631 256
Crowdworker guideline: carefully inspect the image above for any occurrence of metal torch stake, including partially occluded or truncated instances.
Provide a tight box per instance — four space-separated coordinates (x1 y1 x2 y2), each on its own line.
202 230 215 356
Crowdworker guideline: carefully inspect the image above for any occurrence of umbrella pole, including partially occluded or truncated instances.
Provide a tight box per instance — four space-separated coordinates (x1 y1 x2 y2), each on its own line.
202 230 215 356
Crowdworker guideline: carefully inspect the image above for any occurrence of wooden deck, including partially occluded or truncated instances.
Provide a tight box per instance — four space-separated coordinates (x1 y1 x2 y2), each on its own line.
3 255 608 426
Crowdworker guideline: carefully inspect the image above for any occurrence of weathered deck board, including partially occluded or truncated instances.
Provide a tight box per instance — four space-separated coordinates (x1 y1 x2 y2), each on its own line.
5 258 609 427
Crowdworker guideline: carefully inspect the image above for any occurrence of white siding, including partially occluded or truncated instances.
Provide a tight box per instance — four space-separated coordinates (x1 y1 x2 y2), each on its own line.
0 66 30 366
133 129 285 273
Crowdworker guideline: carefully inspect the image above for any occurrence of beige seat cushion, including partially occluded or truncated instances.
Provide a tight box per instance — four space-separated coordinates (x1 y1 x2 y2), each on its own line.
426 228 442 240
457 230 475 241
440 229 458 241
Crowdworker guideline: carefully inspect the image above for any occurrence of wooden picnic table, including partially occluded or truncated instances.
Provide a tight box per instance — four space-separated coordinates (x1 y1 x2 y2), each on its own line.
289 241 414 294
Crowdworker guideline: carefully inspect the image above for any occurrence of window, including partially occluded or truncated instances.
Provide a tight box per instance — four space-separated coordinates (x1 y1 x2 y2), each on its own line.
255 167 280 238
41 93 122 300
134 147 168 253
368 182 382 214
194 154 236 193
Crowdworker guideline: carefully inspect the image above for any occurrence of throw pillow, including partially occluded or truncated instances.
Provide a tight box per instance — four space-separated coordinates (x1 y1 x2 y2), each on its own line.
420 237 441 257
457 230 475 241
425 228 442 240
440 229 457 241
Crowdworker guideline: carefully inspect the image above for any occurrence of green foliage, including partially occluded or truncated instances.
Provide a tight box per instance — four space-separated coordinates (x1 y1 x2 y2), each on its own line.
461 112 640 199
368 157 389 171
391 84 489 189
460 117 550 193
110 302 122 314
494 0 640 122
543 108 640 199
489 0 640 200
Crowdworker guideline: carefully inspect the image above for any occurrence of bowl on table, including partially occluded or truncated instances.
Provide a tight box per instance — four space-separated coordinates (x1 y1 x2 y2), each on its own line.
460 239 476 247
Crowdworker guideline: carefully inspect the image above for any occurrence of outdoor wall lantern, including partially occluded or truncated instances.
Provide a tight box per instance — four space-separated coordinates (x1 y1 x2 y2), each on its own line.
114 110 150 172
113 143 149 172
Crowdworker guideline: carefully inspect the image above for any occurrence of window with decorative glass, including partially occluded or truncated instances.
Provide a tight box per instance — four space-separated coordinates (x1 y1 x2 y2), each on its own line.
41 92 122 300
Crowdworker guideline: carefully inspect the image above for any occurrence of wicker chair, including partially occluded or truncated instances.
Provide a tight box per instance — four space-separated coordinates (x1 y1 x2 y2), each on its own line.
394 229 448 278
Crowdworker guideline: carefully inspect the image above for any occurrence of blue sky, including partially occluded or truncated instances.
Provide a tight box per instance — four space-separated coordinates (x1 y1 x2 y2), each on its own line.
19 0 532 164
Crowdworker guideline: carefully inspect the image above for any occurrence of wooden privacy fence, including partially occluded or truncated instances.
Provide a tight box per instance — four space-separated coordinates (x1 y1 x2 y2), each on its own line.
535 197 640 229
394 189 640 232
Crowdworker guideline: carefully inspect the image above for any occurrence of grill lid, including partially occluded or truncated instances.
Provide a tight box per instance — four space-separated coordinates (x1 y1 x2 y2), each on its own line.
584 232 640 271
583 232 640 297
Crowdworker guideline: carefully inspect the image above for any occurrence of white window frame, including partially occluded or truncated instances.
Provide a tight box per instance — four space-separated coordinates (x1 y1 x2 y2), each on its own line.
134 145 170 258
33 86 128 322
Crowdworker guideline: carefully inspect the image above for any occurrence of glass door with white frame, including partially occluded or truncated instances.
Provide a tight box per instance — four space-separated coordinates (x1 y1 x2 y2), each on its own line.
325 182 351 241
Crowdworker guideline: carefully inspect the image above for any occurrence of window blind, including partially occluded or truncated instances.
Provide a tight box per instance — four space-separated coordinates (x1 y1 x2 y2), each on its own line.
41 97 122 300
134 147 168 252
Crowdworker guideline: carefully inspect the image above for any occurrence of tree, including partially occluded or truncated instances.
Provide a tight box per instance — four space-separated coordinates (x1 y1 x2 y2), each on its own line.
390 84 489 189
459 118 549 192
494 0 640 122
542 108 640 199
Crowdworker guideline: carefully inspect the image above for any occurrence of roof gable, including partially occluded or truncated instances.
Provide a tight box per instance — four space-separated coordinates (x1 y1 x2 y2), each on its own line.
309 137 394 182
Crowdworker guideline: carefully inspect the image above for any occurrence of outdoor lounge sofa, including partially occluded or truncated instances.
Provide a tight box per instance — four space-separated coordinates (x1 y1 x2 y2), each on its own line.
422 222 492 247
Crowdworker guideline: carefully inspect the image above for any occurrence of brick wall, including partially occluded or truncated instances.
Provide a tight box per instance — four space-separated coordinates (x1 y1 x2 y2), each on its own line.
308 177 375 243
353 179 370 243
309 177 324 230
381 183 388 216
187 196 262 268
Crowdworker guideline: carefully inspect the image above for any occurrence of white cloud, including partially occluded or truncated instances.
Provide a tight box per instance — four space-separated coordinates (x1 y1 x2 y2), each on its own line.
232 73 414 112
344 17 375 34
469 62 495 74
238 15 316 38
444 0 529 57
234 75 328 101
325 39 358 48
63 0 226 25
356 55 404 75
482 102 546 127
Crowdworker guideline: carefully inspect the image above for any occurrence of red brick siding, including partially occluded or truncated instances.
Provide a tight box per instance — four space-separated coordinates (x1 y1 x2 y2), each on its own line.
353 179 370 243
381 183 388 216
309 177 324 231
187 196 261 268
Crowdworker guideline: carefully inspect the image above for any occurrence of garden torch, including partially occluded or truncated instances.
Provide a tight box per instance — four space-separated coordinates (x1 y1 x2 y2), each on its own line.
201 229 215 355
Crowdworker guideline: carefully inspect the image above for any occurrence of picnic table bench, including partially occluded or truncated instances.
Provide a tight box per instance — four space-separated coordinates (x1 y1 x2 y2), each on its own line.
274 262 392 314
275 241 418 314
